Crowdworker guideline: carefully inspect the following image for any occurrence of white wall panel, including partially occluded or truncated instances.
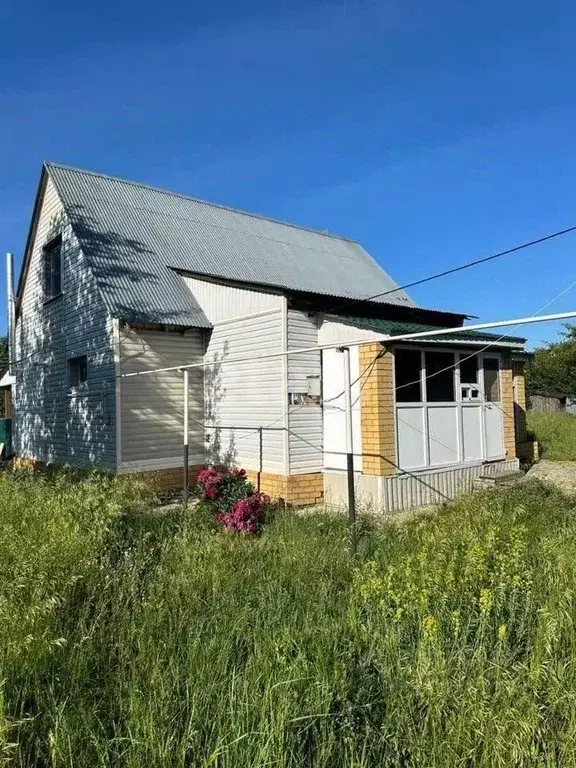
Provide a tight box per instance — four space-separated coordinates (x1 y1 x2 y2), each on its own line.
183 276 282 323
396 407 426 470
322 347 362 471
14 177 117 468
204 309 286 473
462 406 483 461
287 310 322 473
317 317 386 346
427 406 460 466
119 327 204 466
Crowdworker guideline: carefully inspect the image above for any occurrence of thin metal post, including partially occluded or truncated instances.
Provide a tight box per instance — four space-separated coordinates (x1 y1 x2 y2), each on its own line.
6 253 14 375
341 347 357 555
258 426 263 493
183 369 189 508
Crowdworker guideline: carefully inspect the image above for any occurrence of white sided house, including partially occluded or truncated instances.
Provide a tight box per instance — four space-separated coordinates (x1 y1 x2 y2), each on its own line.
11 163 531 510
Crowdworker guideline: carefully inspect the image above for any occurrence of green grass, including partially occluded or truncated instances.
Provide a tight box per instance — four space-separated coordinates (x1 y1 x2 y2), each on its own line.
527 410 576 460
2 471 576 765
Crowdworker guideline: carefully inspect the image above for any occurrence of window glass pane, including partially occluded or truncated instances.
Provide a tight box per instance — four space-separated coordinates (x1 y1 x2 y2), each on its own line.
395 349 422 402
52 249 61 296
43 237 62 299
459 354 478 384
483 357 501 401
425 351 455 402
69 356 88 388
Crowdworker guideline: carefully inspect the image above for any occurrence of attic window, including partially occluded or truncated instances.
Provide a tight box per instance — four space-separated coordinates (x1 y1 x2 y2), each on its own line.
43 235 62 300
68 355 88 389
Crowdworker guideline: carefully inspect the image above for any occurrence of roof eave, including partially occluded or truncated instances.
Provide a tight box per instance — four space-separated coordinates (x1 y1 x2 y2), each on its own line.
14 164 50 317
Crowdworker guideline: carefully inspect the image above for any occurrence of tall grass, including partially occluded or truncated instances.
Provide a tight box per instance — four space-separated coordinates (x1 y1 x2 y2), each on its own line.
2 471 576 765
527 410 576 460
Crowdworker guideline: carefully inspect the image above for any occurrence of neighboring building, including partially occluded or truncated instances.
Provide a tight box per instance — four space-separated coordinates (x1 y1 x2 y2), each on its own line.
11 163 531 510
529 391 575 414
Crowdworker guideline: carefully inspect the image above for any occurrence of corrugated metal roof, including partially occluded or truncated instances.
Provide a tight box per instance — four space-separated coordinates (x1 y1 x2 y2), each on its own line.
329 315 526 346
46 163 416 327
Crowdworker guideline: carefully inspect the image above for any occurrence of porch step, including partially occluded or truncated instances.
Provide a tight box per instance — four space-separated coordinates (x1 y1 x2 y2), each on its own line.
474 469 525 491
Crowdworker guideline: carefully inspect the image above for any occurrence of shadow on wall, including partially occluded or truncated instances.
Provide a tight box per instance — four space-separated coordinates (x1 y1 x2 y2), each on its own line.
16 208 117 466
16 203 185 469
118 325 206 468
67 203 198 326
203 338 238 466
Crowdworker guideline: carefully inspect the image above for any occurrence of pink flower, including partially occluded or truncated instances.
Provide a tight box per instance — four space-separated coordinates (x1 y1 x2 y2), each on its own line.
216 493 268 534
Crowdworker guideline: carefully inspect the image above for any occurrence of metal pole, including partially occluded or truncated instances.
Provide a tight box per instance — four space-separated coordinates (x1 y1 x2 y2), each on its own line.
341 347 357 555
183 369 189 508
6 253 14 375
258 426 263 493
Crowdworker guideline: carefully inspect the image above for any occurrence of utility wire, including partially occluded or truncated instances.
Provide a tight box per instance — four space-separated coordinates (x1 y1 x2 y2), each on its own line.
393 275 576 396
325 224 576 315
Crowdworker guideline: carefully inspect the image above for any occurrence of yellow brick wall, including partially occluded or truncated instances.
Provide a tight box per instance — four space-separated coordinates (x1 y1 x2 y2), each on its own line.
244 470 324 506
501 353 516 459
134 465 204 492
512 360 527 444
12 456 39 471
359 344 396 476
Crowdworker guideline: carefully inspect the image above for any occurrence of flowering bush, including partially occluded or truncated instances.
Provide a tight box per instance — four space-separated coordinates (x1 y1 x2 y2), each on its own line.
196 466 268 534
216 493 270 534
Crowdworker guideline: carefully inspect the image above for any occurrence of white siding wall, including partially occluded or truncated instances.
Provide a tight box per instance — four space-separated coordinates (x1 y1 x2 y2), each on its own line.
322 347 363 472
14 177 117 468
183 276 282 323
287 310 322 473
119 327 204 470
317 317 387 346
204 308 286 473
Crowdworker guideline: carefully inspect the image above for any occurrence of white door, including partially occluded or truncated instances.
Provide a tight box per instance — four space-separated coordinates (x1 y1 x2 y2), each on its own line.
481 355 505 460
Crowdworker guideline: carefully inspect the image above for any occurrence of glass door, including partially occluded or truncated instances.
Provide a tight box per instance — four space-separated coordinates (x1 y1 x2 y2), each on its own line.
481 355 505 460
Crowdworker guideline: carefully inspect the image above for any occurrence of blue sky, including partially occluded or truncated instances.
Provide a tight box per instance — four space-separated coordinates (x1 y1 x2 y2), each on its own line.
2 0 576 348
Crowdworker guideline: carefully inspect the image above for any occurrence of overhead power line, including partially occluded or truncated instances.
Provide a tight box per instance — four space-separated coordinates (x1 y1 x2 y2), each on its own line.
326 224 576 315
119 311 576 379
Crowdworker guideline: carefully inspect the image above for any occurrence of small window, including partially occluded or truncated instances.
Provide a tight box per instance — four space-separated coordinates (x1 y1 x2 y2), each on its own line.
460 354 478 384
68 355 88 389
395 349 422 402
425 351 455 402
43 236 62 300
483 357 501 402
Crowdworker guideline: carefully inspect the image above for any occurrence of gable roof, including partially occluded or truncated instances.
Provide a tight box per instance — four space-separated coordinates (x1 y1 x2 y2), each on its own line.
38 163 418 328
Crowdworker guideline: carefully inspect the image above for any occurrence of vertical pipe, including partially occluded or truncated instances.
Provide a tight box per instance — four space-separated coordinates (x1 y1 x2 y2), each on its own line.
258 426 263 493
6 253 14 375
341 347 357 555
183 368 189 508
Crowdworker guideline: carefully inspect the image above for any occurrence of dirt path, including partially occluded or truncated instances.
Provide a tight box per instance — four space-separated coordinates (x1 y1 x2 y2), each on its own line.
524 460 576 496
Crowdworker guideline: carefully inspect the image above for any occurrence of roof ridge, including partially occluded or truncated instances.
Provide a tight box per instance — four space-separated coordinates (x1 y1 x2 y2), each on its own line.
44 161 360 245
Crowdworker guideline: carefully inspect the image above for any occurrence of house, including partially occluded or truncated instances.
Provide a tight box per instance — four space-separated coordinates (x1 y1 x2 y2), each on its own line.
10 163 532 510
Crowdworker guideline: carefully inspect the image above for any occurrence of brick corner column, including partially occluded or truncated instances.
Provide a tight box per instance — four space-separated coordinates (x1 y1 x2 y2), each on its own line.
359 344 396 476
501 352 517 459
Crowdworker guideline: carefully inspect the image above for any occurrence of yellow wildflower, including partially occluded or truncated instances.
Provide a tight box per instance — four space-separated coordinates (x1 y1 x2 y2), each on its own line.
479 588 493 617
497 624 507 641
422 614 438 636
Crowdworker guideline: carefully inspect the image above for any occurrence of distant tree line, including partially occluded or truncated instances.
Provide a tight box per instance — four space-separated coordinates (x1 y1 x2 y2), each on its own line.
526 324 576 399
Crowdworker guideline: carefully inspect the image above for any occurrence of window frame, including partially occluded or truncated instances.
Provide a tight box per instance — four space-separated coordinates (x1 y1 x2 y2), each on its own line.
393 345 503 471
43 235 62 302
68 355 88 392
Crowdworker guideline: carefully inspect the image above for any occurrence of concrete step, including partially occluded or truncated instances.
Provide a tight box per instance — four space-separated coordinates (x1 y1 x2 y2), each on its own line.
474 469 525 490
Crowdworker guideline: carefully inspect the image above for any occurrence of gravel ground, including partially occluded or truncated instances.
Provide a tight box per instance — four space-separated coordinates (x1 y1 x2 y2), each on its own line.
524 460 576 497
